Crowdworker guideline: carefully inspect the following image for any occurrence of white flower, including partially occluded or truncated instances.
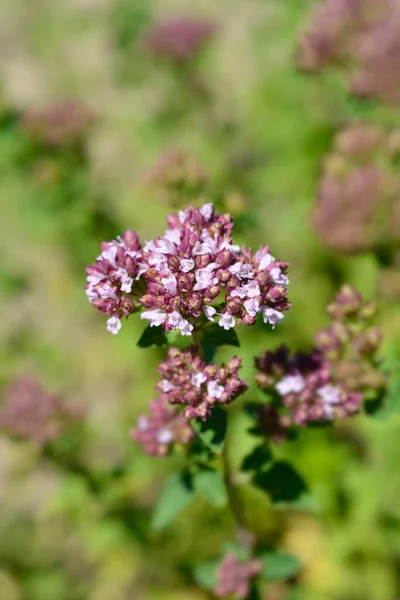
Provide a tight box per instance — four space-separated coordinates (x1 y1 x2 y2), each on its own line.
141 309 167 327
179 318 194 336
231 287 248 299
87 272 105 286
157 428 174 444
167 311 193 335
219 312 236 330
101 246 118 268
148 253 168 273
317 384 341 419
107 316 122 334
317 384 341 405
276 374 305 396
178 210 187 223
207 380 224 399
159 379 176 392
194 267 218 291
98 284 118 300
179 258 195 272
137 415 149 431
86 286 98 302
164 228 181 246
115 268 133 293
191 372 207 388
255 250 275 271
229 262 253 279
203 306 217 321
120 277 133 293
200 203 214 221
244 298 260 316
161 274 178 294
243 280 260 298
220 240 240 253
270 267 289 286
194 232 218 255
262 307 284 328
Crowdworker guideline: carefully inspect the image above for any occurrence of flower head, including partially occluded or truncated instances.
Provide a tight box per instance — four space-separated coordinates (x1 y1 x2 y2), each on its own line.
144 16 216 63
21 99 94 147
254 286 385 437
131 396 194 457
85 229 144 332
0 377 81 447
214 552 262 599
156 347 247 420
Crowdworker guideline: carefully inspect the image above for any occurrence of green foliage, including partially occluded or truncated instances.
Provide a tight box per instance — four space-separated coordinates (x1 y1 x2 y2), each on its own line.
259 551 301 582
191 406 228 455
151 471 195 530
203 324 240 348
252 461 316 510
137 324 168 348
193 467 228 508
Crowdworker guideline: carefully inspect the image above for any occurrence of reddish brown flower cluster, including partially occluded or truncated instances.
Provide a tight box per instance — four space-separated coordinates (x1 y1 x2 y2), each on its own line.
131 396 194 457
214 552 262 599
255 286 385 437
0 377 81 447
21 99 94 147
297 0 400 106
312 123 400 253
156 347 247 420
143 16 216 63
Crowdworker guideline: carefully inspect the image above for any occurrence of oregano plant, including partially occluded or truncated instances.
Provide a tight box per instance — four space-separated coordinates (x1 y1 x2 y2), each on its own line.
84 202 388 599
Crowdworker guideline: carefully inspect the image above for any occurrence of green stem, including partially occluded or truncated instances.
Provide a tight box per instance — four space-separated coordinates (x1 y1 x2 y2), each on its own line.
222 424 251 547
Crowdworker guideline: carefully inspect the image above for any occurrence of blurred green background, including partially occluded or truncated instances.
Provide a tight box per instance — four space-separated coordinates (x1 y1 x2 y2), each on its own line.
0 0 400 598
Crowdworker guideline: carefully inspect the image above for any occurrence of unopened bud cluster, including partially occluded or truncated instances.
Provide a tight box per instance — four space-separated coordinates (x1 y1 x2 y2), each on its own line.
85 203 290 336
214 552 262 599
255 286 384 435
313 123 400 253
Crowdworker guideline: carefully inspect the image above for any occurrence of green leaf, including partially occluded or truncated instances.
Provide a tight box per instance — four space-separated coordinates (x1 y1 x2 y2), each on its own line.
193 559 219 590
259 551 301 582
241 443 273 473
151 471 195 530
192 406 228 455
194 468 228 508
253 461 315 510
203 324 240 348
137 325 167 348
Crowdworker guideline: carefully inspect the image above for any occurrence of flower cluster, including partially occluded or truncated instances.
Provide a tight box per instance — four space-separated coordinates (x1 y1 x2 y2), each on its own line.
131 396 194 457
312 123 400 253
85 230 144 334
143 16 216 63
156 347 247 420
85 203 290 335
140 204 290 334
21 99 94 148
297 0 400 107
0 377 81 447
214 552 262 599
255 286 385 435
